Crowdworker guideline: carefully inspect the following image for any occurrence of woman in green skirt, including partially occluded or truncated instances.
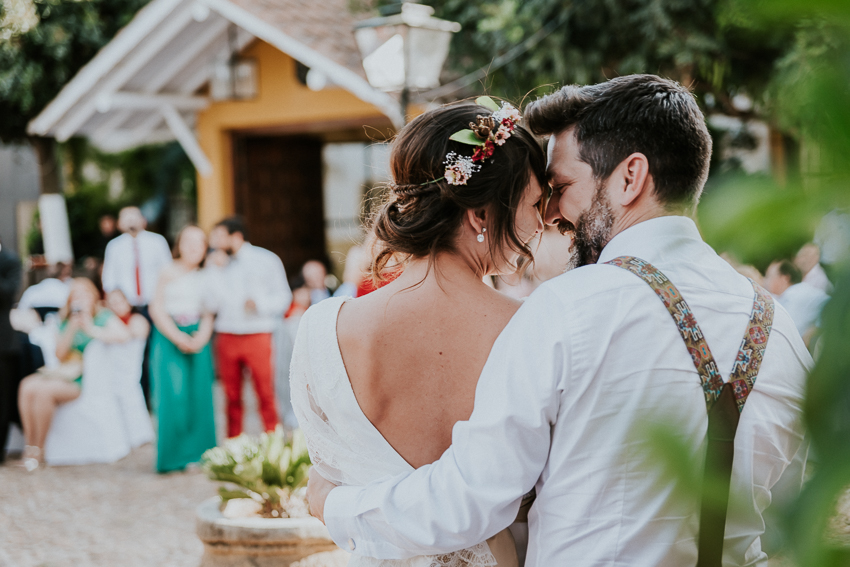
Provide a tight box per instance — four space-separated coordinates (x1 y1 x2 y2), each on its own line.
149 225 216 472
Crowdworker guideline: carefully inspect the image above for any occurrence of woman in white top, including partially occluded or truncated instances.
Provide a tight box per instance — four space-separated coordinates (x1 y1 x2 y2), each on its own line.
149 225 216 473
290 100 546 567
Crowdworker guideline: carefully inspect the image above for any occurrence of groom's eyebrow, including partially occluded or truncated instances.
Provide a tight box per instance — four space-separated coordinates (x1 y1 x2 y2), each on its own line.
548 172 569 185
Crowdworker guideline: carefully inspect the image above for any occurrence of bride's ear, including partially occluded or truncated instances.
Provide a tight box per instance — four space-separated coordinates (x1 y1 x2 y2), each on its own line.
465 208 487 236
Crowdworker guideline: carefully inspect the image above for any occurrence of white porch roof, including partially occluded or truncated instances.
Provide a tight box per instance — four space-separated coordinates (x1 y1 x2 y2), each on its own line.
27 0 403 176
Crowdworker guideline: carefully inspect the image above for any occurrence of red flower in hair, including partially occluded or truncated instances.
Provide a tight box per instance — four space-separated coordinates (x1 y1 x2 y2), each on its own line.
472 140 496 162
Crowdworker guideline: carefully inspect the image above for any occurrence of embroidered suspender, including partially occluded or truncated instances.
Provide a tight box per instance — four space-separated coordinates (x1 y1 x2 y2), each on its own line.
605 256 775 410
605 256 775 567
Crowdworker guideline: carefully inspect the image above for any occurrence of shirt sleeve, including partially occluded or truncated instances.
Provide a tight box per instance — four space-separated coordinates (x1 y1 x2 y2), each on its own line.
157 234 173 267
101 240 118 293
323 286 568 558
254 253 292 317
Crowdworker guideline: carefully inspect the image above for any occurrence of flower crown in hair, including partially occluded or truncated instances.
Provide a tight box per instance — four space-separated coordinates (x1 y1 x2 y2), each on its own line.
439 97 522 186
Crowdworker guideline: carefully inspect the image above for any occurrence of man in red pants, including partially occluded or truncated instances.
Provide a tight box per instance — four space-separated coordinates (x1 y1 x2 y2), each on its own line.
208 217 292 437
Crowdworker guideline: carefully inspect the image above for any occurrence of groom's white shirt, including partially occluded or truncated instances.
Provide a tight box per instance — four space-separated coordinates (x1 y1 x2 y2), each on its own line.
324 216 810 567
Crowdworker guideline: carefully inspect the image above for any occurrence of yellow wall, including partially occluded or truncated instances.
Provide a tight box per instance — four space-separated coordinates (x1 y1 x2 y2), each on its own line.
195 40 392 229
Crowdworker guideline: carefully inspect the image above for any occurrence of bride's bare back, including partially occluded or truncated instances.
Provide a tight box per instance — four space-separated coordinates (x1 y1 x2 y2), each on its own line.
337 256 521 469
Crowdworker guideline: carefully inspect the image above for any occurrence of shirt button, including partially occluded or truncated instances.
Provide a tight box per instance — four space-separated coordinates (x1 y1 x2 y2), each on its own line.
347 538 356 551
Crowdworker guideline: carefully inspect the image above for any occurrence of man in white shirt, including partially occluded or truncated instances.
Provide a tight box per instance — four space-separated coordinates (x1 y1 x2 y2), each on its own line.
102 206 172 404
765 259 830 343
307 75 810 567
208 217 292 437
102 207 172 308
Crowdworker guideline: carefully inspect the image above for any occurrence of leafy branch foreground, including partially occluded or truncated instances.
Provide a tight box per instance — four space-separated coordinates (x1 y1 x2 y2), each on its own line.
200 426 311 519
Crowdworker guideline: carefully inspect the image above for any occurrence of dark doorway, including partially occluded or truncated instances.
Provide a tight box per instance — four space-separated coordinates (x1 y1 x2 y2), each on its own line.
233 134 326 276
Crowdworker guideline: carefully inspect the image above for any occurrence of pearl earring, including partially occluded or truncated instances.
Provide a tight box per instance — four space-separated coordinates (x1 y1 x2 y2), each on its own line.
477 228 486 243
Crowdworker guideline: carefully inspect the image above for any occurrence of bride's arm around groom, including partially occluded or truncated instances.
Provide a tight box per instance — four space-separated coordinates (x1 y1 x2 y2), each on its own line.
322 287 563 558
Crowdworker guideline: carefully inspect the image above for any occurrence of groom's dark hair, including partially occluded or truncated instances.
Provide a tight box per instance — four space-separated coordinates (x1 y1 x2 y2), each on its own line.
525 74 712 206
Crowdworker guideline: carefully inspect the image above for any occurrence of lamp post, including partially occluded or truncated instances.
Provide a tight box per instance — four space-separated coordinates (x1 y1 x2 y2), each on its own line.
354 2 460 124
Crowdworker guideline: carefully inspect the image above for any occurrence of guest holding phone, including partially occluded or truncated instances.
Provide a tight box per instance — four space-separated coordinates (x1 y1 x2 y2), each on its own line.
17 278 135 471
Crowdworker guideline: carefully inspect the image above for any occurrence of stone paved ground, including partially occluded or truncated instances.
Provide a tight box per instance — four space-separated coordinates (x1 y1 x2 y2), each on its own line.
0 383 265 567
0 444 209 567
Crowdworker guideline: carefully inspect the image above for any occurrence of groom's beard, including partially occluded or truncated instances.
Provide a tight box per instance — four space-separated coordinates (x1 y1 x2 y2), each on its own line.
557 183 615 270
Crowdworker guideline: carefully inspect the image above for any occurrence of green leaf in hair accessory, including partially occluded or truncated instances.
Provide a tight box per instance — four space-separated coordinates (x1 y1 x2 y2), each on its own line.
449 129 485 146
476 96 501 112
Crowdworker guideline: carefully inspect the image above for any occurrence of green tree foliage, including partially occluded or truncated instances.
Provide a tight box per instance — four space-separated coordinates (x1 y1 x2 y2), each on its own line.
58 139 197 258
365 0 797 108
0 0 149 143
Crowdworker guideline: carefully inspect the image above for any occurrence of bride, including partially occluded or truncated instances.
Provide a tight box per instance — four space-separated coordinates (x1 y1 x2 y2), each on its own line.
290 99 546 567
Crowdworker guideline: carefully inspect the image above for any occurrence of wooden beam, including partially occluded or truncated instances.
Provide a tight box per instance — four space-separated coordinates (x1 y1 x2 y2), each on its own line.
198 0 404 128
100 92 210 111
27 0 184 136
90 17 229 151
161 105 213 176
53 1 196 141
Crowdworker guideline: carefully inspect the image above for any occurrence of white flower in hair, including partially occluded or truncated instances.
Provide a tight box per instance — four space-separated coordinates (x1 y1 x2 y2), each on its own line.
493 102 522 124
444 152 480 186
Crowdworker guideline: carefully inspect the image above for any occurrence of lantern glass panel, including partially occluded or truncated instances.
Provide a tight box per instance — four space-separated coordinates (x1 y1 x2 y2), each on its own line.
406 27 452 90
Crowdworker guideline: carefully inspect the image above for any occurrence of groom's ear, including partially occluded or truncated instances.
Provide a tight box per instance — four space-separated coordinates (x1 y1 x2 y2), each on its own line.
618 152 651 207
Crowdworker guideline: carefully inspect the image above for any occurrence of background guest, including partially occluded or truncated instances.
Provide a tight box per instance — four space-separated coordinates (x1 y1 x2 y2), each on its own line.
276 274 311 431
333 245 368 298
149 225 216 473
95 214 119 261
17 262 72 322
105 289 151 338
794 242 832 294
764 259 830 345
0 237 22 464
102 206 172 406
207 217 291 438
17 278 140 471
285 280 312 319
301 260 331 305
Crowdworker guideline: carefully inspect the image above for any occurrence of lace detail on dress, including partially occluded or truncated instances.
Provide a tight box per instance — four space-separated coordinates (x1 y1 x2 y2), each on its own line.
347 541 497 567
425 542 498 567
289 298 501 567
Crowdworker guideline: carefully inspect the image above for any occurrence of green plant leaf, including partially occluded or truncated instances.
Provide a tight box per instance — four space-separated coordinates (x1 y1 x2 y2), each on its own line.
449 129 484 146
219 487 253 501
476 96 500 112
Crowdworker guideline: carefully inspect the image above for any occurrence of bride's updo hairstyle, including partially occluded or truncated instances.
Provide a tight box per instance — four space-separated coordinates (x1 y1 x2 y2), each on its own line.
370 101 547 280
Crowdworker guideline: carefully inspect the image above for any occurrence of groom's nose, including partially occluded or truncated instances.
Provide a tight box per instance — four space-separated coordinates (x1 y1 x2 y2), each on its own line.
544 195 563 226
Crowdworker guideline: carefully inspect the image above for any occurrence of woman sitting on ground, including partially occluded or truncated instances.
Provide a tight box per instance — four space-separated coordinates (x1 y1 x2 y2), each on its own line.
17 278 145 471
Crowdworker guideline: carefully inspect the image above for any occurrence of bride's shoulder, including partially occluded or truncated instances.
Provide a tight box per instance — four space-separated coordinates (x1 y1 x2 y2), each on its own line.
483 285 523 312
300 296 348 328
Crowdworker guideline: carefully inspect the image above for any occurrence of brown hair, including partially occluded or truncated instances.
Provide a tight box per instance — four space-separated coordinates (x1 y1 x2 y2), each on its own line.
172 224 207 267
525 74 712 206
370 101 547 280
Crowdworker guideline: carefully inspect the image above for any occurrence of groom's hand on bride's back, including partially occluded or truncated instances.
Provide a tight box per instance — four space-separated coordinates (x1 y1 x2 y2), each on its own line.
307 469 337 524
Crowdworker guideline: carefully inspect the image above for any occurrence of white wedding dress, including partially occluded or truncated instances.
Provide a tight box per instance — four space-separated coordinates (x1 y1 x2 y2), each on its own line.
290 297 513 567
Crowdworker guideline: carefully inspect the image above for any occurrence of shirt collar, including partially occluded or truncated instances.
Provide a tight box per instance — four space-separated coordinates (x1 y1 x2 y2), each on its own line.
597 215 703 265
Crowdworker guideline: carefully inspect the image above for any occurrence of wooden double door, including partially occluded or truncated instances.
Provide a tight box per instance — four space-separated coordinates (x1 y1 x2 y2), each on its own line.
233 134 326 278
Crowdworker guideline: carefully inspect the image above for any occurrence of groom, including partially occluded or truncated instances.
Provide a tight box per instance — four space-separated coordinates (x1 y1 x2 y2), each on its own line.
307 75 809 566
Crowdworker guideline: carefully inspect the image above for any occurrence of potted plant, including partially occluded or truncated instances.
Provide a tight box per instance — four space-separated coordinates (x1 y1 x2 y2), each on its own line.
195 427 341 567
